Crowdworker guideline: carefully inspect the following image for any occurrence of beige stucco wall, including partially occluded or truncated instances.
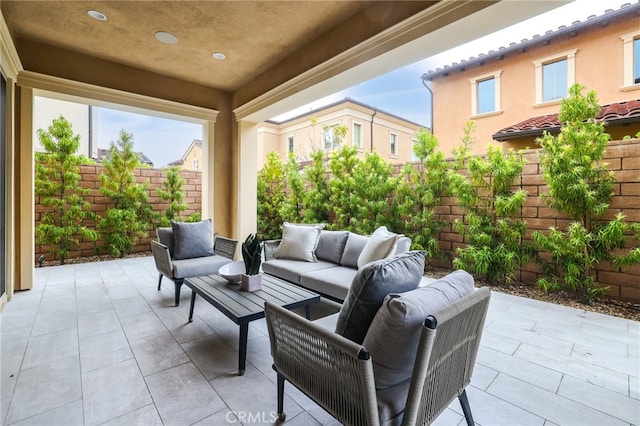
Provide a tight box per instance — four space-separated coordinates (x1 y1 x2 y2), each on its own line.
430 12 640 156
257 100 423 168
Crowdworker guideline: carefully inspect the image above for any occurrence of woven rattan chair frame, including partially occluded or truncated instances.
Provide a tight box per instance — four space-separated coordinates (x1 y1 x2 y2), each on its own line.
213 235 238 259
265 287 491 426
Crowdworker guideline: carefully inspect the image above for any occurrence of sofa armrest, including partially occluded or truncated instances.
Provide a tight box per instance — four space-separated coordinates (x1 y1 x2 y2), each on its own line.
151 240 174 278
263 239 282 261
213 235 238 259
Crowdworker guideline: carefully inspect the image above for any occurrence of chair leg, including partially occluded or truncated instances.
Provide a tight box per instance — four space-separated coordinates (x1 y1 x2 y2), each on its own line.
277 372 286 422
174 280 183 307
157 274 163 290
458 389 474 426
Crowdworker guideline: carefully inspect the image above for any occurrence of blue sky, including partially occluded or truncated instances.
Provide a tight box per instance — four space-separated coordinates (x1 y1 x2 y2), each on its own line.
95 0 630 168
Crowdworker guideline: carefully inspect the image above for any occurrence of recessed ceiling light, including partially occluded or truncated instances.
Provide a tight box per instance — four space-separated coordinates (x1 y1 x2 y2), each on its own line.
212 52 226 60
155 31 178 44
87 10 107 21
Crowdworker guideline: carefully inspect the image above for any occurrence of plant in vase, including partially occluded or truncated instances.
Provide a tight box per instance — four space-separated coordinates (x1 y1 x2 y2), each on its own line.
241 233 262 291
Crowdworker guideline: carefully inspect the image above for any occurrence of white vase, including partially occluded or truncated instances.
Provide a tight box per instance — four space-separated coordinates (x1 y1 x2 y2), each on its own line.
241 273 262 292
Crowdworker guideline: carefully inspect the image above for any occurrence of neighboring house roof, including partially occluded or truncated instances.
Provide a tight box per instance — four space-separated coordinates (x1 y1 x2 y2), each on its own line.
169 139 203 165
95 148 154 167
422 2 640 82
265 97 428 129
493 99 640 141
167 159 184 166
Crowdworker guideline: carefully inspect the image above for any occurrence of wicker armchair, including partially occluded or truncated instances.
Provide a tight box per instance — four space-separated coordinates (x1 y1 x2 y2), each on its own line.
264 287 491 426
151 233 237 306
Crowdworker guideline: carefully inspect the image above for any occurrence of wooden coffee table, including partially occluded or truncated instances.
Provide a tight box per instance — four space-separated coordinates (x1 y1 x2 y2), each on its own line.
184 273 320 375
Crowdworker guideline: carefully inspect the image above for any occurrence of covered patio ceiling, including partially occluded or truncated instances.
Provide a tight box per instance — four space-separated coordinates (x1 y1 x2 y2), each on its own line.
1 0 569 121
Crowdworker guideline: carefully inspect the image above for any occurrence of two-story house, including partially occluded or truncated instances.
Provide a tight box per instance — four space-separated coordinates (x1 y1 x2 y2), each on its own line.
422 2 640 155
257 98 426 169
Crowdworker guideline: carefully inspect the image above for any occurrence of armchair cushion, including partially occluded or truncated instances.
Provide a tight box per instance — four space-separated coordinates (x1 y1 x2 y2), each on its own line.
357 226 399 268
315 230 349 264
363 270 475 390
171 219 214 260
274 222 324 262
335 251 425 344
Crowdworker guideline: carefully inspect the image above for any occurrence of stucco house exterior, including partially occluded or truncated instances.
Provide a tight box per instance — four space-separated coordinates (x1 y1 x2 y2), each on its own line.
169 139 203 171
257 98 426 169
422 2 640 156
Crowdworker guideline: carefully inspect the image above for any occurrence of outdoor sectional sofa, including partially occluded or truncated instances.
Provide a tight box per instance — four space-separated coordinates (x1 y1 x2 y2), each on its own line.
262 223 434 302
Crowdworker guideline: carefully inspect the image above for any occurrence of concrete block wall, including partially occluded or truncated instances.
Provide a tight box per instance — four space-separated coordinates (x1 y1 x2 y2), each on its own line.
34 165 202 261
427 139 640 302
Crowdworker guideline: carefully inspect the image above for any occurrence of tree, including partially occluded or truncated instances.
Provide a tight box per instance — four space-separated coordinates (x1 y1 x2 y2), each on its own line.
279 153 305 223
301 149 330 224
157 166 188 227
98 130 155 257
395 128 449 259
257 151 287 240
35 116 97 264
328 145 360 230
533 84 639 303
449 121 532 284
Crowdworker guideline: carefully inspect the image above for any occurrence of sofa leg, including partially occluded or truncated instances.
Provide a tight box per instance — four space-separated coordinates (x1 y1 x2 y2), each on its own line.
459 389 474 426
157 274 163 291
174 280 183 306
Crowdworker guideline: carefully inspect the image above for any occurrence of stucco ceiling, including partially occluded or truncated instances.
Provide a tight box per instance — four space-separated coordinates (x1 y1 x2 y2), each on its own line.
1 1 423 92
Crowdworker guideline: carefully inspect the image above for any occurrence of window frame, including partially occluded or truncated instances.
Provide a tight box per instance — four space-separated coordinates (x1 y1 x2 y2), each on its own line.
620 30 640 91
389 132 397 156
287 135 294 153
352 122 363 149
469 70 502 117
323 123 341 151
532 49 577 106
411 138 419 162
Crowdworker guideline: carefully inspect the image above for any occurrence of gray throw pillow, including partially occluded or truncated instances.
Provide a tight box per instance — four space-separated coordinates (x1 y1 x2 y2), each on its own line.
315 230 349 264
340 233 370 268
362 270 475 389
335 251 426 344
171 219 214 260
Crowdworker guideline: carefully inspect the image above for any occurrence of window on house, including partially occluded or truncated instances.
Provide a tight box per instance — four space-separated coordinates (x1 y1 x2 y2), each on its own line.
287 136 294 153
469 71 501 116
411 139 419 162
635 38 640 84
533 49 576 105
193 158 198 171
542 59 568 101
390 133 397 155
353 123 362 149
323 125 341 150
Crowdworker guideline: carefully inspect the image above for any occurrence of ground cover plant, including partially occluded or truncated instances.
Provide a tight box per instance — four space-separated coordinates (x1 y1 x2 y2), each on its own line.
35 116 97 265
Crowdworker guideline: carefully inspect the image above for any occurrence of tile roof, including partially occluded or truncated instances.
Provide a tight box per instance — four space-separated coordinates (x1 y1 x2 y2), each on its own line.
94 147 154 166
493 99 640 141
422 2 640 81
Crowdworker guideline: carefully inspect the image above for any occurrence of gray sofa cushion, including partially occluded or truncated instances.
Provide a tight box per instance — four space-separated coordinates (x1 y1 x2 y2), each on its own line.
262 259 337 285
363 270 475 390
335 251 425 344
172 255 232 279
315 230 349 264
171 219 214 260
300 266 358 301
340 233 369 268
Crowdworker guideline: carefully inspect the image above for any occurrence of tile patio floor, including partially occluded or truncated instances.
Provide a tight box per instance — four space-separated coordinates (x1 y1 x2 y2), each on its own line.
1 256 638 426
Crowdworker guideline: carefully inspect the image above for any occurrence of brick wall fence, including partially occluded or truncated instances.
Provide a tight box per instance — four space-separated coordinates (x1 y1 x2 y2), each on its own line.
34 165 202 261
408 139 639 302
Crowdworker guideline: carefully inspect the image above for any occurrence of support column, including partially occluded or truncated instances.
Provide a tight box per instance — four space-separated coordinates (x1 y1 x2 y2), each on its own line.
201 120 214 223
236 120 258 243
17 86 33 290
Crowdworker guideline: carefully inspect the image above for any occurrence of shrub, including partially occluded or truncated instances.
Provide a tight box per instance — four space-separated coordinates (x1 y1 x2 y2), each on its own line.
257 151 287 240
533 84 639 303
395 128 448 259
157 166 188 227
97 130 155 257
449 121 532 284
35 115 97 264
301 149 330 224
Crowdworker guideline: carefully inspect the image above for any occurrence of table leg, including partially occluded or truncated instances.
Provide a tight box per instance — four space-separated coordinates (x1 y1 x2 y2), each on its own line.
238 323 248 376
188 291 196 322
304 304 311 320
